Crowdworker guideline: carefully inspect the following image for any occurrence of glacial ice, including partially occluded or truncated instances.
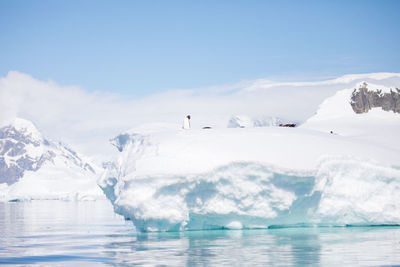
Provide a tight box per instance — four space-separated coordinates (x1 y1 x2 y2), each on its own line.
100 147 400 232
99 82 400 231
99 119 400 231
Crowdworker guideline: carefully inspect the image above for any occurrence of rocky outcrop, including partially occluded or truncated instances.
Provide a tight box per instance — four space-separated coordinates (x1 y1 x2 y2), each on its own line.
279 123 296 128
350 82 400 114
0 124 51 185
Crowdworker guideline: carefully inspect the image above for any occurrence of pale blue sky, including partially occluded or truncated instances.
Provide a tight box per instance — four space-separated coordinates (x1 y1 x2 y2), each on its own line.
1 0 399 95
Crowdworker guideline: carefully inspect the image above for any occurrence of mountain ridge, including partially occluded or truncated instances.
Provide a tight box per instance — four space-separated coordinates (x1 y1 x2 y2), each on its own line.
0 118 103 201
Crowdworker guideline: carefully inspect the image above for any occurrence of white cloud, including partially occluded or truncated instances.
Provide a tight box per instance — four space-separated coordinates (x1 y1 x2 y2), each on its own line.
1 70 400 163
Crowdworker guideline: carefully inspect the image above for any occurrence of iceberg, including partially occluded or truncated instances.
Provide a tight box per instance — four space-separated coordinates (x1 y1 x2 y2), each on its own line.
99 82 400 232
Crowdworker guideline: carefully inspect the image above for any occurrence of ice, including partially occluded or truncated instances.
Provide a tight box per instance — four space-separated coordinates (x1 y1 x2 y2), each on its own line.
227 115 283 128
99 121 400 231
100 149 400 231
313 157 400 224
227 115 253 128
99 81 400 231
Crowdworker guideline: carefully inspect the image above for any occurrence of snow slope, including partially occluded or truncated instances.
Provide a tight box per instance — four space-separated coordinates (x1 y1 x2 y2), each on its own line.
301 82 400 150
99 83 400 231
0 118 104 201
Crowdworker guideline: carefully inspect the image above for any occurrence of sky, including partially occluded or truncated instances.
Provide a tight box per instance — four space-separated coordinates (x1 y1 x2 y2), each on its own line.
1 0 400 95
1 1 400 163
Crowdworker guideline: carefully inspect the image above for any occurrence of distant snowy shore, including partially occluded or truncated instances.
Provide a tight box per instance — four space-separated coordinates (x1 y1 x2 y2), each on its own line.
0 118 104 201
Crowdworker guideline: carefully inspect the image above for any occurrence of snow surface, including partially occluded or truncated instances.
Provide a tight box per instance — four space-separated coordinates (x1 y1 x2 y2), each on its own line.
11 118 43 142
2 71 400 163
302 82 400 150
227 115 283 128
99 84 400 231
0 118 104 201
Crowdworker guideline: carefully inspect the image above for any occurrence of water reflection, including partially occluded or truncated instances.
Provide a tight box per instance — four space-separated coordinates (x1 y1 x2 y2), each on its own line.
1 201 400 266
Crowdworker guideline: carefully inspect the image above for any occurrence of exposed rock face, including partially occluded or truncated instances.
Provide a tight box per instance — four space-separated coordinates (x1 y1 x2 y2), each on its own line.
0 119 95 185
0 124 50 185
350 82 400 114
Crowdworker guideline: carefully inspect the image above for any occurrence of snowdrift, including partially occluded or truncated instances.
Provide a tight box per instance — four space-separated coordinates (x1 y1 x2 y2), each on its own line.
100 83 400 231
301 82 400 150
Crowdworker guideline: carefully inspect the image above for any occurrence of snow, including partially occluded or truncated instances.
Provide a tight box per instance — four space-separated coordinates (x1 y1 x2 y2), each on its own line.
227 115 283 128
103 127 398 177
5 165 103 201
301 82 400 150
302 82 398 123
0 118 104 201
99 83 400 231
2 77 398 231
227 115 253 128
3 71 400 163
11 118 43 142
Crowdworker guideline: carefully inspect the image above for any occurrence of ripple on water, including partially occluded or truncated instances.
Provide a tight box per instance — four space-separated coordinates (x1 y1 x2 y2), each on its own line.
0 201 400 266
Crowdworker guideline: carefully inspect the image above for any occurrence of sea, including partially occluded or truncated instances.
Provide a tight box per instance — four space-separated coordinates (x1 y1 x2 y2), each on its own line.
0 200 399 266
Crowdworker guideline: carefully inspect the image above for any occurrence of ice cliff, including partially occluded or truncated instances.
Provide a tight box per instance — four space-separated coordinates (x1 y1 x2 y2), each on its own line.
100 85 400 231
0 118 103 201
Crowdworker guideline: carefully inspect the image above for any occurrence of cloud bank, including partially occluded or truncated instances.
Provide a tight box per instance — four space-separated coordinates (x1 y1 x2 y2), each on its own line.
1 71 400 162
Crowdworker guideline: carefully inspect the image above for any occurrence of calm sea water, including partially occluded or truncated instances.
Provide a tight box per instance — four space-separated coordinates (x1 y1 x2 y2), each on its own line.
0 201 399 266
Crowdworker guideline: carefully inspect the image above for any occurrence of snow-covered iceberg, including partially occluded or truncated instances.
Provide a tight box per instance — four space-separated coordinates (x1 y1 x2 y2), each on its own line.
227 115 283 128
99 82 400 232
0 118 103 201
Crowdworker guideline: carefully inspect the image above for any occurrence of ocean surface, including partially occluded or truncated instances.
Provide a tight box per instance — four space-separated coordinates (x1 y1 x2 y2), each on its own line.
0 200 400 266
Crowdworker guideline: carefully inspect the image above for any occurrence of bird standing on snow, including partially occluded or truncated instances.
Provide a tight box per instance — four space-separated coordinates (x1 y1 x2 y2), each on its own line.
183 115 191 130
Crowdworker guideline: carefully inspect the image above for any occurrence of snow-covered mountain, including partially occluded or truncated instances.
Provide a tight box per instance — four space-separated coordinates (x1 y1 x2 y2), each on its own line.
0 118 103 201
99 81 400 232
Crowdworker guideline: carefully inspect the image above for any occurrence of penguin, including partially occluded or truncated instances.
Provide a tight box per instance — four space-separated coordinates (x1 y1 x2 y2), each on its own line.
183 115 191 130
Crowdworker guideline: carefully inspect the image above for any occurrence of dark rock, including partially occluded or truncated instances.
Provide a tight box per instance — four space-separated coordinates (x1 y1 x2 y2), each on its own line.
0 140 14 155
350 82 400 114
0 124 54 185
0 158 24 185
7 142 26 157
84 163 95 173
279 123 296 128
